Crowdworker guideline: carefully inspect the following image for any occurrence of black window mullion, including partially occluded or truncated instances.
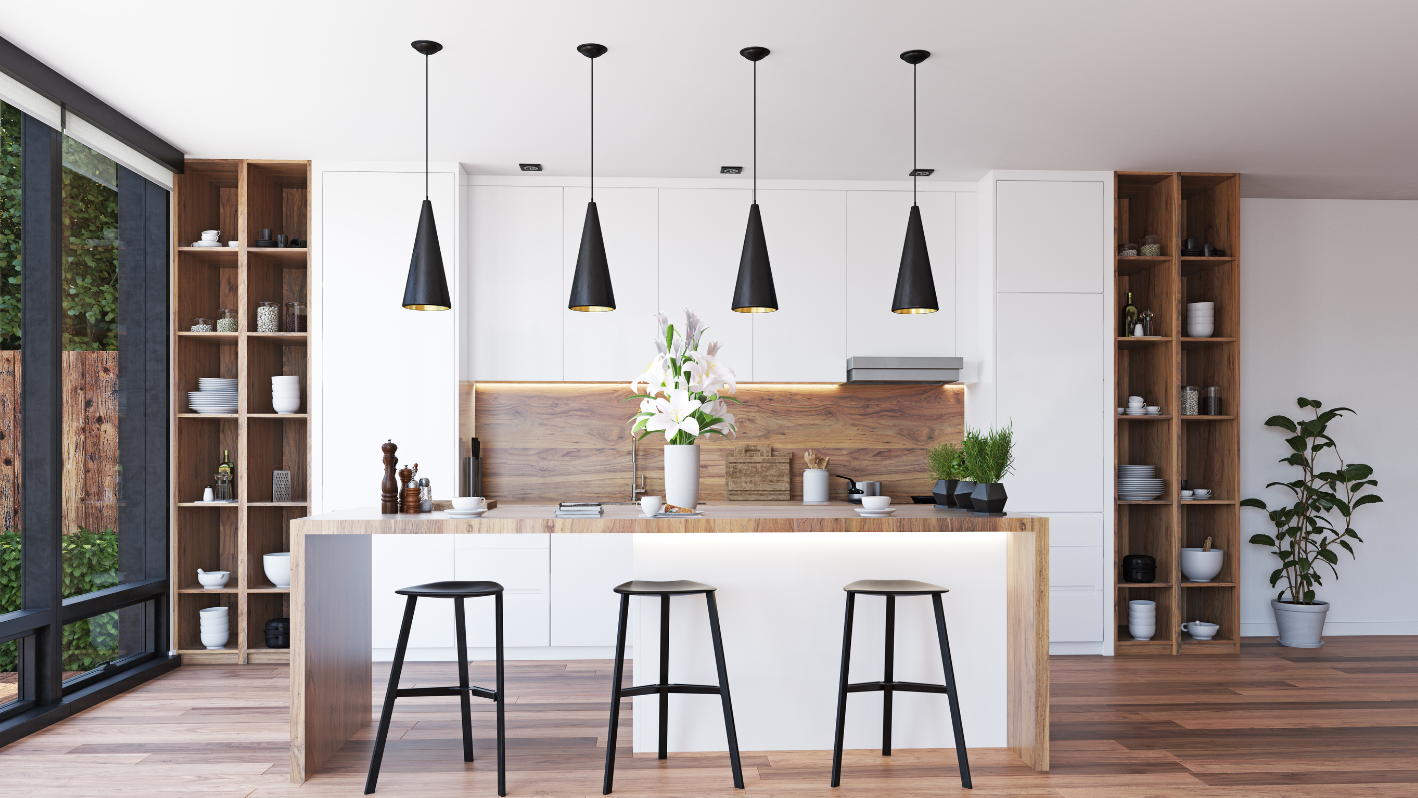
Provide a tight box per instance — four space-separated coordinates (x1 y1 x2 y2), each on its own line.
143 179 169 654
19 111 63 705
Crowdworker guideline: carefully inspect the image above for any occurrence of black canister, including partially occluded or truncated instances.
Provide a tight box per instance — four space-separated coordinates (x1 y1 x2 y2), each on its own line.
1122 554 1157 583
264 617 291 649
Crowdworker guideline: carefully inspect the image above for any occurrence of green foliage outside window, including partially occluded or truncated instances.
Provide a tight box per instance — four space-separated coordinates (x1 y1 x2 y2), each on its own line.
62 137 119 352
0 528 122 671
0 102 19 351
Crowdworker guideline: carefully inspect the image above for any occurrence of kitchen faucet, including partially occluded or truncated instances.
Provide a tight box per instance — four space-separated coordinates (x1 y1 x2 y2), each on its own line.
630 429 647 502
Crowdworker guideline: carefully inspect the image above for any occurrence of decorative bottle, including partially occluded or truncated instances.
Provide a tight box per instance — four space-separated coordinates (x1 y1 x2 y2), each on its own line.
1121 292 1139 337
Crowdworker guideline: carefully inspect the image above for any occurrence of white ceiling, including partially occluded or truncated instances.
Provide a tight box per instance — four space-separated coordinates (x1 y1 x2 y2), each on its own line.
4 0 1418 198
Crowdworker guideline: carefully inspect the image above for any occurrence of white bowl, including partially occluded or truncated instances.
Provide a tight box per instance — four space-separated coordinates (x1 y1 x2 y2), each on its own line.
1128 625 1156 641
1181 548 1225 582
200 629 230 650
1118 408 1126 414
1188 326 1215 338
271 376 301 385
1187 301 1214 309
1181 621 1220 640
860 495 891 511
197 570 230 589
199 621 230 632
199 606 229 617
1128 600 1156 609
264 552 291 588
1129 610 1156 619
272 393 301 414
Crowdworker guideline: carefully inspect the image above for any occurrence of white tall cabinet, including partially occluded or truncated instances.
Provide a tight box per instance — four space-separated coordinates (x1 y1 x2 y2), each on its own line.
970 172 1114 655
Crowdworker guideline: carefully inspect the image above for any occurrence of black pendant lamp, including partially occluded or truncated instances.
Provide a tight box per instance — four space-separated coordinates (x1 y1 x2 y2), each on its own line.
891 49 939 314
403 40 452 311
731 46 778 313
568 43 616 312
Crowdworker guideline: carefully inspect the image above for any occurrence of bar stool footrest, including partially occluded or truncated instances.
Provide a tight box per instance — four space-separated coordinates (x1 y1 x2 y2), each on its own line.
846 680 950 695
396 685 499 701
619 683 722 698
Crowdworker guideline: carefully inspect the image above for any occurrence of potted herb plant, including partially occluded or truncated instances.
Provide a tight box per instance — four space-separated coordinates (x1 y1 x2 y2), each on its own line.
926 440 966 507
966 423 1015 515
1243 398 1382 648
953 428 983 510
629 310 741 510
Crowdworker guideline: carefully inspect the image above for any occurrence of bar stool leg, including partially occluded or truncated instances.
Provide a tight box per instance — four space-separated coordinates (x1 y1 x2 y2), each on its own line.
454 598 475 763
883 594 895 757
365 595 417 794
602 594 630 795
495 592 507 797
830 592 856 788
705 592 744 789
658 594 670 760
932 593 971 789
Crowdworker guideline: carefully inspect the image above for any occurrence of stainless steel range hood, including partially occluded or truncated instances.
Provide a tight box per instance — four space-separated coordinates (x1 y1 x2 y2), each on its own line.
845 357 963 384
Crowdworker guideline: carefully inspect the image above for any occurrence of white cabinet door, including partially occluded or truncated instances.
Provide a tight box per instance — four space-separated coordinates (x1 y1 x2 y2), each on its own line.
455 534 550 648
1050 546 1103 590
563 188 660 382
845 191 957 357
470 185 564 380
751 190 846 382
371 535 458 651
996 293 1104 512
1043 513 1103 547
659 188 754 380
1049 590 1103 643
550 534 633 646
996 181 1104 294
323 171 459 513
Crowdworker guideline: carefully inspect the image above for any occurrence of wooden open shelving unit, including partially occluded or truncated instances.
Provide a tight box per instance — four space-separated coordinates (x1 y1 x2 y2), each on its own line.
171 159 311 664
1113 172 1240 655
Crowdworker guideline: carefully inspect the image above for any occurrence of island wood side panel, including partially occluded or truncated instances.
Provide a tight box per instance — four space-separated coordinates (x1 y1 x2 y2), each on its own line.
1008 525 1050 770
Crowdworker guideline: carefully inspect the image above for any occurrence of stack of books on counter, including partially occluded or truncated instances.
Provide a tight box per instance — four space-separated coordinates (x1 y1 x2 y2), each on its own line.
555 502 603 519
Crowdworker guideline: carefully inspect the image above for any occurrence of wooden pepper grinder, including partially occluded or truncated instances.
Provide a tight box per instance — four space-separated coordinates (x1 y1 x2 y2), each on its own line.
402 463 422 514
397 466 414 514
381 440 400 514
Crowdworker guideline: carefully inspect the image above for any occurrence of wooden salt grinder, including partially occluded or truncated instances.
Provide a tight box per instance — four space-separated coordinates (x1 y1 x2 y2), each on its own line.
397 466 415 514
402 463 422 514
381 440 400 514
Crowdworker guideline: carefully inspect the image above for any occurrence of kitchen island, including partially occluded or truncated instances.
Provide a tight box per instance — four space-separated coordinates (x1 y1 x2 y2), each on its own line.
288 504 1048 783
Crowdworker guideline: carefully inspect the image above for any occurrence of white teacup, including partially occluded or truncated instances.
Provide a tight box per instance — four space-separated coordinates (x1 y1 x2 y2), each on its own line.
1193 489 1212 499
640 495 664 517
1181 621 1219 640
452 496 487 511
860 495 891 511
201 230 221 240
1180 490 1194 498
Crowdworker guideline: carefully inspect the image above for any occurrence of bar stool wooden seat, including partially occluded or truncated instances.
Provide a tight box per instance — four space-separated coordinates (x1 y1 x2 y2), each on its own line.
602 580 744 794
365 580 506 796
831 579 971 789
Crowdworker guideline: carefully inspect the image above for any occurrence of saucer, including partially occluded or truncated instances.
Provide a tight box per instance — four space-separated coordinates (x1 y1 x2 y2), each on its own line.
191 241 224 247
444 509 487 518
854 507 897 517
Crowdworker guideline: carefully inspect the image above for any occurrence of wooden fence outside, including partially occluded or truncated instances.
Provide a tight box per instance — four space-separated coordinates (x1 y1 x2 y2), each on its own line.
0 350 122 534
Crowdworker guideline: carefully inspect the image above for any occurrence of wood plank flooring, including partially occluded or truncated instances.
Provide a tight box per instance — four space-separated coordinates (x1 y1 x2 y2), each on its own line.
0 636 1415 797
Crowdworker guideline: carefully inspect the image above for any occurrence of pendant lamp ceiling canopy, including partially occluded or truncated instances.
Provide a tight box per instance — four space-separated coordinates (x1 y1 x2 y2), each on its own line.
891 48 939 315
403 39 452 311
731 45 778 314
568 42 616 312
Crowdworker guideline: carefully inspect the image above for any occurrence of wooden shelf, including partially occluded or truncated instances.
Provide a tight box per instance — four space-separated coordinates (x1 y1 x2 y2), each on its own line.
176 502 239 508
1114 171 1240 656
173 159 311 667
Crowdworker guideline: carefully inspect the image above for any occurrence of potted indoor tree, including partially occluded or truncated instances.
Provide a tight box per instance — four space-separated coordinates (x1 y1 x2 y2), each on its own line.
1243 398 1382 648
926 440 966 507
965 423 1015 515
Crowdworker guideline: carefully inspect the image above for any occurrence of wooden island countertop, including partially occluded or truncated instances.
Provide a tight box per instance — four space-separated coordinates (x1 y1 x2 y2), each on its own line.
287 505 1049 783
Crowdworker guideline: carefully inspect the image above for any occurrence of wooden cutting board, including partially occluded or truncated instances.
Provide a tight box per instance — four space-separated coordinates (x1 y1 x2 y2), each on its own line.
725 445 791 501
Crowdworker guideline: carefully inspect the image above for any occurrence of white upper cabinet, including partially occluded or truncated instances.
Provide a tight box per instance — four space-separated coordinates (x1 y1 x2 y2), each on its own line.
751 190 847 382
562 187 659 382
470 185 564 381
996 181 1104 294
845 191 957 357
996 292 1104 512
658 188 755 380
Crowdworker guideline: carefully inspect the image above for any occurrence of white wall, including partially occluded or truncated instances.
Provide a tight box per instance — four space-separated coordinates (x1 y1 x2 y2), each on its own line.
1240 199 1418 636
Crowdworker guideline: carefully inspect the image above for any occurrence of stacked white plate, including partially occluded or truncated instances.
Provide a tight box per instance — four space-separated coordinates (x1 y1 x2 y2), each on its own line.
189 377 237 414
1187 302 1215 338
1118 465 1164 500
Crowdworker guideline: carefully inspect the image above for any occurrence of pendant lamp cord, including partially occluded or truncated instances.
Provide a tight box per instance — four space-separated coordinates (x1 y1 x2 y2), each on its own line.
912 61 917 207
752 59 757 205
591 55 595 202
424 51 430 201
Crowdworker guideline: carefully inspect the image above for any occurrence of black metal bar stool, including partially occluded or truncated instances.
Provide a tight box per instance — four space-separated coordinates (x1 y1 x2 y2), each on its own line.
830 579 971 789
603 580 744 794
365 580 506 796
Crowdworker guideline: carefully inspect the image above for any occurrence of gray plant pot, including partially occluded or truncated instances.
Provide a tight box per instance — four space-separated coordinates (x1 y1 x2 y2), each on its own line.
932 479 958 507
1272 599 1329 648
953 480 977 511
970 482 1008 515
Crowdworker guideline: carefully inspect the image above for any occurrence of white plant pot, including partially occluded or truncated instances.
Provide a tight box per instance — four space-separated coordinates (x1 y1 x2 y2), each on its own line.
1273 599 1329 648
264 552 291 588
663 444 700 510
1180 548 1225 582
803 469 829 503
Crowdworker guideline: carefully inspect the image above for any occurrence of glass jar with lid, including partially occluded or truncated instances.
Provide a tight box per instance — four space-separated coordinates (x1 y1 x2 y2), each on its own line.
256 300 280 332
216 308 238 332
1201 386 1223 416
1181 385 1200 416
284 301 308 333
190 317 213 333
1139 235 1162 257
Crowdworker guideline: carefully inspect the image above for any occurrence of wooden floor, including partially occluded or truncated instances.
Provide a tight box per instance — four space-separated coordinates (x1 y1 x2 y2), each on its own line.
0 636 1416 796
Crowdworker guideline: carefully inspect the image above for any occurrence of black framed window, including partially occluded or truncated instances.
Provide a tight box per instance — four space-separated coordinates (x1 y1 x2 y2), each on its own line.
0 103 175 743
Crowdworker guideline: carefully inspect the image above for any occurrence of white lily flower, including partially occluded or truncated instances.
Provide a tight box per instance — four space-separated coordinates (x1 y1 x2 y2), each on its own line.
632 353 671 396
643 390 702 441
683 309 703 349
701 340 737 395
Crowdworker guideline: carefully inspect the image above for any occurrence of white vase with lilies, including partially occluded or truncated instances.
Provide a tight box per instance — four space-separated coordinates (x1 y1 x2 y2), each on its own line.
630 309 741 509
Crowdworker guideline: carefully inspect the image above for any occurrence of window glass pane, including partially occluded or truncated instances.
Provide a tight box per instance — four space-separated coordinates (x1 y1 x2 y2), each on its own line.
63 604 145 677
0 100 21 701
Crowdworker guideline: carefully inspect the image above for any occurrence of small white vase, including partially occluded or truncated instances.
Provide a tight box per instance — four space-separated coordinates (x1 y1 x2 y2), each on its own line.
1273 599 1329 648
663 444 700 510
803 469 829 503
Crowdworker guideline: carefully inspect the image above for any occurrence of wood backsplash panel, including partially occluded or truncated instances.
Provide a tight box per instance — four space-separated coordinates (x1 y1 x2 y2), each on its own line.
475 383 963 502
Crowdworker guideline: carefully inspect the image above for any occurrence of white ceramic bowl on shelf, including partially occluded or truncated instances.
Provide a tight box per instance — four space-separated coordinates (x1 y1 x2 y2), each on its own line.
1181 548 1225 582
272 393 301 414
196 570 229 589
271 376 300 386
199 606 229 617
200 629 230 650
264 552 291 588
